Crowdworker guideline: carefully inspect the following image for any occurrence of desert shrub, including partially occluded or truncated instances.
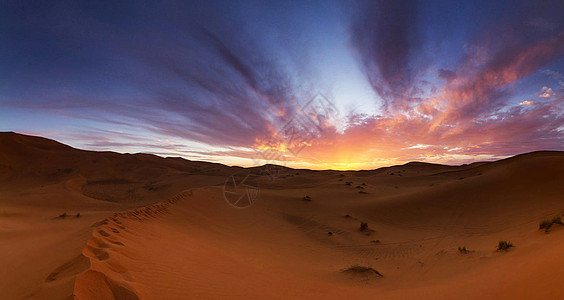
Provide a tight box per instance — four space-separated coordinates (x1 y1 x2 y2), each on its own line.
360 221 368 231
75 213 81 218
458 246 469 254
539 219 553 231
355 185 364 189
345 181 352 186
302 195 312 201
344 214 351 218
497 240 513 251
539 217 563 232
58 212 67 218
358 190 368 194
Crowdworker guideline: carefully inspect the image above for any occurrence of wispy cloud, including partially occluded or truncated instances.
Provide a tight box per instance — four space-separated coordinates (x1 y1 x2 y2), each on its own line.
350 0 425 112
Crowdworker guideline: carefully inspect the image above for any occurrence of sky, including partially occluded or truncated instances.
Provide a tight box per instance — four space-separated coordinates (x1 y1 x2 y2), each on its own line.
1 0 563 170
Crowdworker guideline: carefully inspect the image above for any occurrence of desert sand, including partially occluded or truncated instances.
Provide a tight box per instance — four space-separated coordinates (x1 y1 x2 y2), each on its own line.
1 131 564 299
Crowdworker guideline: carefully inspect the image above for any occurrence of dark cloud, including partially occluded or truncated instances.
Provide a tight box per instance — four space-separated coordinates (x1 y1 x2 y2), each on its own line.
350 0 424 110
1 1 311 149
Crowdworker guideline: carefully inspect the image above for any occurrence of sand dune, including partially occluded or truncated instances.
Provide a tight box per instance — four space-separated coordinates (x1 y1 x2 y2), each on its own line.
1 132 564 299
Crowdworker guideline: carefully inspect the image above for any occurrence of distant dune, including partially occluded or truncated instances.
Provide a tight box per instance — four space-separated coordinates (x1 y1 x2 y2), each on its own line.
1 132 564 299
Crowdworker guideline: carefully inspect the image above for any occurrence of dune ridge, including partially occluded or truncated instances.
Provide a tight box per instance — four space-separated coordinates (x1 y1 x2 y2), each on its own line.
74 191 188 300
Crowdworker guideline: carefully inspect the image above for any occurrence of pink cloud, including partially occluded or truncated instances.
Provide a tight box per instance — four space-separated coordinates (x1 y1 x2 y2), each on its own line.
538 86 555 98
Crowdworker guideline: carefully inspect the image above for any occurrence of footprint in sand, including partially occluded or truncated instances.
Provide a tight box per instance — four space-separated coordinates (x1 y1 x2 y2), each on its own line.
45 254 90 283
111 240 125 246
93 248 110 261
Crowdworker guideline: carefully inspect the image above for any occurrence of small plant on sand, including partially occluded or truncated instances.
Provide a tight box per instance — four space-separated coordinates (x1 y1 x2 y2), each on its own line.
539 216 563 232
360 221 368 232
58 212 67 218
344 214 351 218
497 240 513 251
75 212 81 218
539 219 553 231
458 246 469 254
345 181 352 186
358 190 368 194
302 195 312 201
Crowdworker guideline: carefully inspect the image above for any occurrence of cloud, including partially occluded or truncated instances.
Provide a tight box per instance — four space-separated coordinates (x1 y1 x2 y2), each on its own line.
538 86 555 98
3 2 316 150
438 30 564 124
519 100 535 106
350 0 425 111
349 0 564 134
405 144 432 149
303 93 564 168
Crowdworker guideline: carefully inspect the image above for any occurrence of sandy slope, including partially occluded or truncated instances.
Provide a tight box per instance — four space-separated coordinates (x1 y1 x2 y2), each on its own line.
0 132 235 299
1 132 564 299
